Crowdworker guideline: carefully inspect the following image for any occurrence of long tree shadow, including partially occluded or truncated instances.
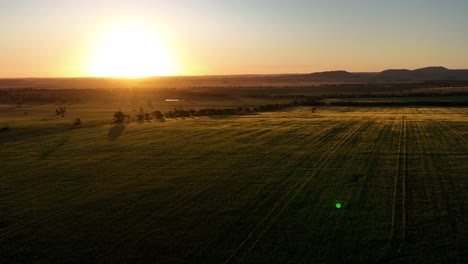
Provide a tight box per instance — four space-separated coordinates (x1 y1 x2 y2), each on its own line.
40 136 69 160
107 124 125 141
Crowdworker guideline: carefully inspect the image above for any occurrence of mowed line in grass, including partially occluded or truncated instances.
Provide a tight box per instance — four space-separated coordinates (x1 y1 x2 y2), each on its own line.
0 109 339 262
378 114 408 262
257 119 395 263
220 109 466 263
93 117 352 262
102 110 388 260
225 117 371 263
411 117 467 262
225 116 393 263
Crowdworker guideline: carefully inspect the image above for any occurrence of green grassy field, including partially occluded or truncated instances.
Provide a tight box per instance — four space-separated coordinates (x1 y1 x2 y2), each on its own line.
0 105 467 263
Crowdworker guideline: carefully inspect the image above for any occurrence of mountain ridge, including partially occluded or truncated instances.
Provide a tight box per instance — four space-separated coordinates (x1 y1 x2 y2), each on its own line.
294 66 468 82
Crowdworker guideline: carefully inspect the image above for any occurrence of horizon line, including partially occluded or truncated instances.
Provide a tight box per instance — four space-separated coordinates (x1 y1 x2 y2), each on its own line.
1 65 467 79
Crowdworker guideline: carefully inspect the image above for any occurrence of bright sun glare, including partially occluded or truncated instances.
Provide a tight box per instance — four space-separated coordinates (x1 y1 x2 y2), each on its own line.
87 22 176 78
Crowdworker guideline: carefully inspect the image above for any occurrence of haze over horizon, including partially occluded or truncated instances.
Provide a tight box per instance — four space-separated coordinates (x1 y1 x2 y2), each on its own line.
1 0 468 78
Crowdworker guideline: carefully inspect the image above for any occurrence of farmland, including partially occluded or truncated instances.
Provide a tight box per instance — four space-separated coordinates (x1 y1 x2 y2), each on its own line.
0 106 467 263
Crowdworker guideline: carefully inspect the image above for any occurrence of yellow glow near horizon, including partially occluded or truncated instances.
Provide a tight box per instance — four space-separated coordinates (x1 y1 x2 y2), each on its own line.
87 22 176 78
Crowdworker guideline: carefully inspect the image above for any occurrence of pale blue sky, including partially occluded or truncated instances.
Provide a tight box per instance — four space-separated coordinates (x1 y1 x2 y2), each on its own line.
1 0 467 77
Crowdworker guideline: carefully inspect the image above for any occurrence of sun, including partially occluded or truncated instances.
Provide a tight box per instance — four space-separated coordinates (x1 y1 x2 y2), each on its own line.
87 22 176 78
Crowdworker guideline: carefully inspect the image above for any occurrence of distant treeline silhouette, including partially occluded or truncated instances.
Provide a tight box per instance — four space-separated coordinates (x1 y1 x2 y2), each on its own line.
322 91 468 99
112 99 318 123
328 101 468 106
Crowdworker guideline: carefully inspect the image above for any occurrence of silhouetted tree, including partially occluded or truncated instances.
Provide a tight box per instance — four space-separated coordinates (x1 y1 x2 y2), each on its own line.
73 118 82 127
58 106 66 117
113 111 126 123
153 110 164 120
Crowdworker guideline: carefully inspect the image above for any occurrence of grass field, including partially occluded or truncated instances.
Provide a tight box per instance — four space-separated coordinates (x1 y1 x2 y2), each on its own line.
1 106 467 263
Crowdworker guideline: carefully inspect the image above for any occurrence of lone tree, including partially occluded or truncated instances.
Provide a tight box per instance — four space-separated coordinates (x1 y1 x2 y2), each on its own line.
113 111 126 123
73 118 82 127
56 106 66 117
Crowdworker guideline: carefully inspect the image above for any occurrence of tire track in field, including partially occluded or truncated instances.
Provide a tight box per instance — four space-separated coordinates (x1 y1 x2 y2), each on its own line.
92 121 338 262
432 115 468 217
433 119 467 145
380 115 407 260
297 118 382 263
234 118 371 262
353 122 391 205
224 117 370 263
415 117 465 261
184 120 350 258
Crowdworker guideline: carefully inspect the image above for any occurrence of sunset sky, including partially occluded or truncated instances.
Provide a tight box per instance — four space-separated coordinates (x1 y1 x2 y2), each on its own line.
1 0 467 77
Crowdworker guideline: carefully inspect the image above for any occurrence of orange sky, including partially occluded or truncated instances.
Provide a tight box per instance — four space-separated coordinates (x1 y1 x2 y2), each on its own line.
1 1 468 77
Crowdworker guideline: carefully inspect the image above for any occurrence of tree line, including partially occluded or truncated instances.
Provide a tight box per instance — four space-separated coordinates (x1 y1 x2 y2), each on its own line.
112 99 318 123
328 101 468 106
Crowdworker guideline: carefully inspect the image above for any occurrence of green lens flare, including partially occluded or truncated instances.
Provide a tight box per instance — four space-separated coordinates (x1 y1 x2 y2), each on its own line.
335 203 342 209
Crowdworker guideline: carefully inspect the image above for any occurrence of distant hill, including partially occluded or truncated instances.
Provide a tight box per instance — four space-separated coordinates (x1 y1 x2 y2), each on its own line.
413 66 449 74
283 66 468 82
306 70 364 81
268 70 362 82
375 66 466 81
2 66 468 90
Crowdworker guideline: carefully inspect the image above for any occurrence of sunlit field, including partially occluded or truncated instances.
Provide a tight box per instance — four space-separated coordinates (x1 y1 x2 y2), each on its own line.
3 0 468 263
0 105 467 263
